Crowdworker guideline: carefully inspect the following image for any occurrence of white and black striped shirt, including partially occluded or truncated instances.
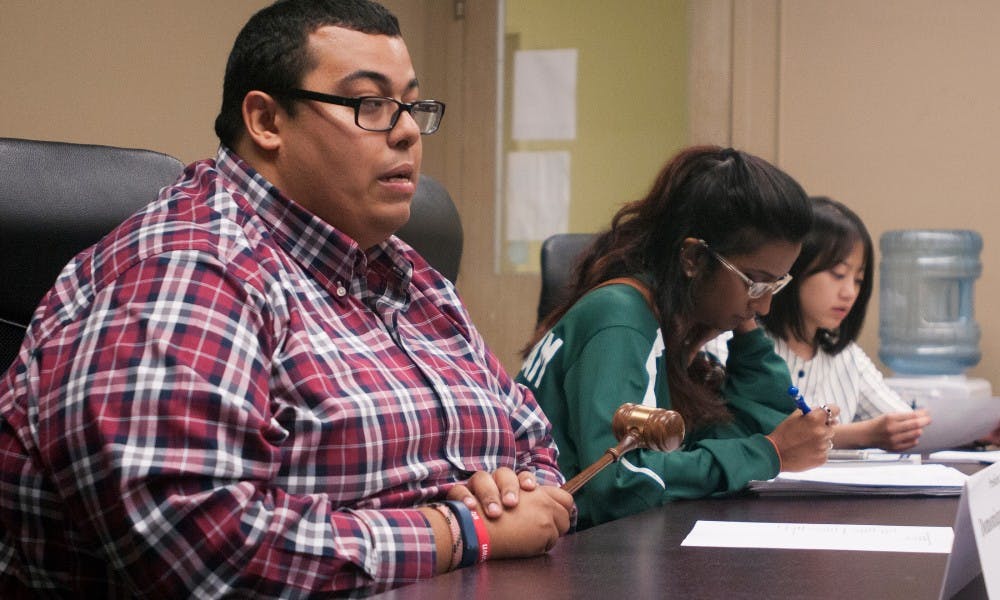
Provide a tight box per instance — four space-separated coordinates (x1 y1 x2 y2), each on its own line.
705 331 912 422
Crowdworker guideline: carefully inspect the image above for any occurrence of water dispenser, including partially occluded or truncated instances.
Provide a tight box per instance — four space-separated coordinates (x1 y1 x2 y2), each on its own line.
878 229 994 448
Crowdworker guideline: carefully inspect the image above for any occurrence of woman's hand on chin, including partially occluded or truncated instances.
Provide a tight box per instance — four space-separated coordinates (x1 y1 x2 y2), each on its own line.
734 316 759 335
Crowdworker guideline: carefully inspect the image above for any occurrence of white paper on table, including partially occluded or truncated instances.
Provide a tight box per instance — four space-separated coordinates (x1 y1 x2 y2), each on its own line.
504 150 569 242
930 450 1000 464
511 49 577 140
749 463 968 496
682 520 954 553
903 393 1000 453
777 463 967 485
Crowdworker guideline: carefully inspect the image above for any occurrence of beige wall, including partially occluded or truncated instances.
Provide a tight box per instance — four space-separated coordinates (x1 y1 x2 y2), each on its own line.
0 1 445 168
1 1 269 163
691 0 1000 391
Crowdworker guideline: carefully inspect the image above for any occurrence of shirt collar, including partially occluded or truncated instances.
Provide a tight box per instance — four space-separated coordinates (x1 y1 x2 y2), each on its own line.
215 145 413 301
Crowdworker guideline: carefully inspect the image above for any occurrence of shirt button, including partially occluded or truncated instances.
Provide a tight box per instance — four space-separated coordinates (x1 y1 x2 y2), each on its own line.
336 283 347 297
798 370 805 378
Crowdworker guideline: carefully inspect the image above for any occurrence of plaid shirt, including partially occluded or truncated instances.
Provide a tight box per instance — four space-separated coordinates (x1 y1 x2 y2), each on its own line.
0 147 562 598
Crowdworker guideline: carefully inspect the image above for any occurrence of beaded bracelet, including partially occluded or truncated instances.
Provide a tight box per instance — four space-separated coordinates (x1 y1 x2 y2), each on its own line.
430 503 462 571
444 500 480 568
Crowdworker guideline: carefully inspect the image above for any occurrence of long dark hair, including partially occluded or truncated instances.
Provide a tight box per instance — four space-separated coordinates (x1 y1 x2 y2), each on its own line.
761 196 874 355
524 145 812 429
214 0 401 148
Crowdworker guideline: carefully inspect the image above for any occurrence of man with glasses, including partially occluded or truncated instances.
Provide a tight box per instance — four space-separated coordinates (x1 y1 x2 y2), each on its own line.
0 1 572 596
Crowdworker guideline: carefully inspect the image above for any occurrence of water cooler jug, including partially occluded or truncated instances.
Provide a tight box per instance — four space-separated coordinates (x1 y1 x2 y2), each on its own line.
878 229 993 442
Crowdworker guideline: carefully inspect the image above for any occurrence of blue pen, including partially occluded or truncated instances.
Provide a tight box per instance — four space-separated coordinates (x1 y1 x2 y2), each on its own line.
787 386 811 414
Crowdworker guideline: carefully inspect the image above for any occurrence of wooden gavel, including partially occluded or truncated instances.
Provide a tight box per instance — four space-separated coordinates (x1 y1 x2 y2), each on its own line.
562 403 685 495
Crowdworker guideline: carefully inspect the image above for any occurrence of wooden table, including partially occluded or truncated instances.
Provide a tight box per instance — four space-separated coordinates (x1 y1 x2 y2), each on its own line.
373 465 989 599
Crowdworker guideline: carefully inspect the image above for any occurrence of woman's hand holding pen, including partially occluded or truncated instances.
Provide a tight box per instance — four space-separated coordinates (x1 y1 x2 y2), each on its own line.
766 405 840 471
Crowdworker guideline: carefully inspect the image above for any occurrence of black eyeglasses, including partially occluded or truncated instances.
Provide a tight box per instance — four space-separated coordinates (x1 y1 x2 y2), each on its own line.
276 89 445 134
699 239 792 299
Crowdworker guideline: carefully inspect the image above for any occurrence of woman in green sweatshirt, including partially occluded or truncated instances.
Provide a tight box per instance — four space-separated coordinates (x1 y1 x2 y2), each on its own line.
517 146 837 530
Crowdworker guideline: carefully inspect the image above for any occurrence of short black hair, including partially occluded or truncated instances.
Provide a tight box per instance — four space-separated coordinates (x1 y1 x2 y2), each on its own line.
761 196 875 355
214 0 401 147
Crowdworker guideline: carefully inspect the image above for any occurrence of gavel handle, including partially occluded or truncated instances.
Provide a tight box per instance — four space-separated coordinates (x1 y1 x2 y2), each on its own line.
562 433 640 495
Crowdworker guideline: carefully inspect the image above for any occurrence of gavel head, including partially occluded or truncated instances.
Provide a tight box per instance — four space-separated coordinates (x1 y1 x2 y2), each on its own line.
611 403 685 452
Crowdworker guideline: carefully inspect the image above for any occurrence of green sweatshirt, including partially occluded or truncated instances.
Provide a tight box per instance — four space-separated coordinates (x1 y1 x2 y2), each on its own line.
516 283 796 530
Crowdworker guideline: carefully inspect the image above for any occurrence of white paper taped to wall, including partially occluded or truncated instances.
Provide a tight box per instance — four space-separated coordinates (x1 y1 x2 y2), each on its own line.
511 48 577 141
504 150 570 242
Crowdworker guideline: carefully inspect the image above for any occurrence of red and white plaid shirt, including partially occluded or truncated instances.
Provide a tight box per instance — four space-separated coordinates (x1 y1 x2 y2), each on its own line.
0 146 562 598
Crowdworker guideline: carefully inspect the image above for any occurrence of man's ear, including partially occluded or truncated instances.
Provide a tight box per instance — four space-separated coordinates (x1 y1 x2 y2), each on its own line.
242 91 283 152
680 237 704 277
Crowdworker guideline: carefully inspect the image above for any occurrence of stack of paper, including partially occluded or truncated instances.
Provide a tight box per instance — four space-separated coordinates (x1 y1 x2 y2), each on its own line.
748 463 968 496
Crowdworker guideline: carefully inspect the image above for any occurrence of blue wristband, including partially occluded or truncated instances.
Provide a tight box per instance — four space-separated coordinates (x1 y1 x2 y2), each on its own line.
444 500 479 568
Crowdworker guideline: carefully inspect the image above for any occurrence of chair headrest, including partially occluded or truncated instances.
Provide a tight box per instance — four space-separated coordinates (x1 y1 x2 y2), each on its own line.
396 173 463 283
538 233 597 324
0 137 185 324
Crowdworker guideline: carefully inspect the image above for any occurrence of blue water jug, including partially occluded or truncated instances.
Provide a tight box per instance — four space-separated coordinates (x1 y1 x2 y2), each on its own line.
878 230 982 375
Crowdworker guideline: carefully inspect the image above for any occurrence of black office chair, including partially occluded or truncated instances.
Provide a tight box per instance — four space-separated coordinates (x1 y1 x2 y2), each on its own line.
0 137 186 371
537 232 597 324
0 318 26 375
396 173 463 284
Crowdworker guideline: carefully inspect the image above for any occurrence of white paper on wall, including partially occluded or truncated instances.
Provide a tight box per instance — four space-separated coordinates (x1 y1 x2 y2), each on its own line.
511 48 577 140
504 150 570 242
